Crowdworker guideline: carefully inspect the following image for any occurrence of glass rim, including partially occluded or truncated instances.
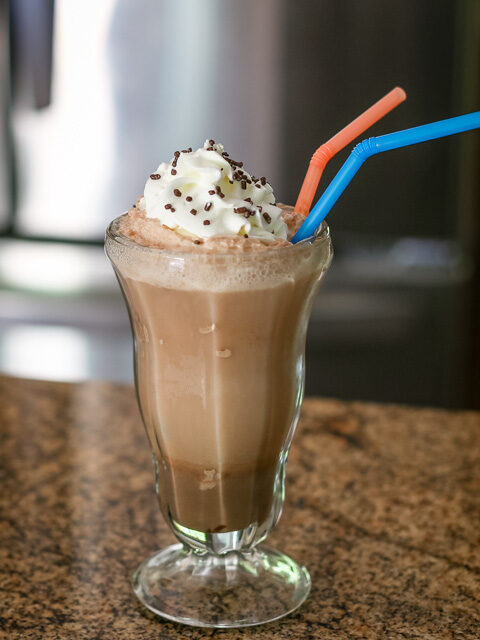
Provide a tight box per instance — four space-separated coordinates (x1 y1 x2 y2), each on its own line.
105 213 331 262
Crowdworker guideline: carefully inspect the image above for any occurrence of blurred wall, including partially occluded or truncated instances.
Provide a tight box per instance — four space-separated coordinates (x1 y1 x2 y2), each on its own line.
281 0 460 238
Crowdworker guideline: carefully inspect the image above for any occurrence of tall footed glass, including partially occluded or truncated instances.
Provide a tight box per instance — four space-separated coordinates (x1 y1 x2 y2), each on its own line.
105 215 333 628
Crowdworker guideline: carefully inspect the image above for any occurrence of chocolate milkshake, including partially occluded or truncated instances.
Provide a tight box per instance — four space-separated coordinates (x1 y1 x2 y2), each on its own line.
106 140 332 536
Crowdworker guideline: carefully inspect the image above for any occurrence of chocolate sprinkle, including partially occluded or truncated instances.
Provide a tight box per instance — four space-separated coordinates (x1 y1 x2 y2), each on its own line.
209 139 215 145
165 204 172 210
190 209 197 215
208 190 215 195
170 207 175 212
193 239 202 244
204 202 212 211
203 219 210 225
150 173 161 180
186 196 193 202
171 169 177 175
173 189 182 197
244 234 248 238
263 212 272 223
234 207 247 213
245 197 253 203
241 180 247 190
260 177 267 185
174 151 180 157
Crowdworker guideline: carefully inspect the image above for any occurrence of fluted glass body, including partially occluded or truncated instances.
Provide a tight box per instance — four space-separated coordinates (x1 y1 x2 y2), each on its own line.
106 217 333 554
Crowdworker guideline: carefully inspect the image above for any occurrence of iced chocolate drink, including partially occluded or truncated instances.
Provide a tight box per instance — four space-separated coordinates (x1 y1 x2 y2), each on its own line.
105 140 332 628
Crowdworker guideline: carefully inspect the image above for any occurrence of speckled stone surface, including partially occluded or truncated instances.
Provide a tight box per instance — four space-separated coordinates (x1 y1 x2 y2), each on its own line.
0 375 479 639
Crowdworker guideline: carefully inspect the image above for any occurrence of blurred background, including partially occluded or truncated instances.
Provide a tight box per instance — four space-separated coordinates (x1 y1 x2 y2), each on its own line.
0 0 479 408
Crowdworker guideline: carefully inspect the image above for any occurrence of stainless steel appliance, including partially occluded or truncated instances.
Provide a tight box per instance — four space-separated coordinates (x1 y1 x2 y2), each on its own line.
0 0 478 408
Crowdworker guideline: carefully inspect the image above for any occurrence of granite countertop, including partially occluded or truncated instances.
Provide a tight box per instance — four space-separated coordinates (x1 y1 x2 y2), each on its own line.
0 375 479 639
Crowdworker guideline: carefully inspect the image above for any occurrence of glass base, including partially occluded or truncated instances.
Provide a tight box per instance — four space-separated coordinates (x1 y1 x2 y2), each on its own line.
132 543 311 628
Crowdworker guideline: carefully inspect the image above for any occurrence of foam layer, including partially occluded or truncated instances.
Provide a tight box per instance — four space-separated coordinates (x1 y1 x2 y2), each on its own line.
106 210 332 293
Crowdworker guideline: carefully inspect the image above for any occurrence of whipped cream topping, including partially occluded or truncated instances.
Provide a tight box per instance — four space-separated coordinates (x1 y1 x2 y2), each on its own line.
140 140 287 241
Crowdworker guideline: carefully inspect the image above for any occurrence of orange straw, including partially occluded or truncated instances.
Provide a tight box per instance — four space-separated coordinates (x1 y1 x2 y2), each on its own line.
294 87 406 216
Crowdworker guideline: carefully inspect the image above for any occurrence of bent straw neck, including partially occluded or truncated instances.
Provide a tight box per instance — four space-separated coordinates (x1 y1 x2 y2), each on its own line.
310 144 335 168
354 110 480 159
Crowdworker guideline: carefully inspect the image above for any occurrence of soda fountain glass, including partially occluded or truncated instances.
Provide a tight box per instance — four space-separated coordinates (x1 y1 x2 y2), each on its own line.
105 216 333 628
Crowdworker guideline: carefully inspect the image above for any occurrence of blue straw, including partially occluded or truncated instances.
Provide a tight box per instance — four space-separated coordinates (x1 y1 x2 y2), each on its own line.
292 110 480 243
